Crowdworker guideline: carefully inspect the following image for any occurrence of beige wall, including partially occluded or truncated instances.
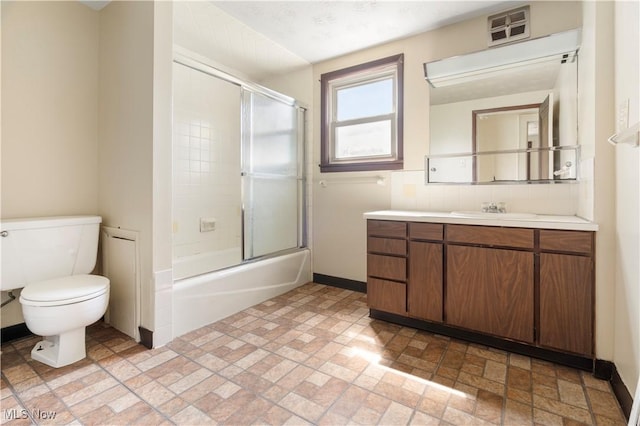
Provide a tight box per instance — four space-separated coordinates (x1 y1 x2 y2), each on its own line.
1 1 174 342
311 1 582 282
579 1 617 362
1 1 99 327
613 0 640 399
1 1 99 218
98 1 155 332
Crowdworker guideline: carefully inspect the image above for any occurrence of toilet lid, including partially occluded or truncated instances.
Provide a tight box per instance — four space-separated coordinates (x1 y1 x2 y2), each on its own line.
20 275 109 307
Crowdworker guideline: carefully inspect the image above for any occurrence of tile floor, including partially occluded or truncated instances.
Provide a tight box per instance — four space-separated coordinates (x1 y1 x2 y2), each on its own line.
1 283 626 425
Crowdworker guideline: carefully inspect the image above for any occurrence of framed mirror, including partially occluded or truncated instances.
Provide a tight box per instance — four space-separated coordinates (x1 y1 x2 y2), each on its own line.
425 29 580 184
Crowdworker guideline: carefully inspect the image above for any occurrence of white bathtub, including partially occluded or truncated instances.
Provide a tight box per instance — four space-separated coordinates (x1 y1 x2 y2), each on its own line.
172 247 242 281
172 249 311 338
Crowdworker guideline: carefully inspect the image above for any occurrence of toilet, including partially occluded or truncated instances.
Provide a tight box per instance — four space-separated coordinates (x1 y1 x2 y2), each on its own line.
1 216 110 368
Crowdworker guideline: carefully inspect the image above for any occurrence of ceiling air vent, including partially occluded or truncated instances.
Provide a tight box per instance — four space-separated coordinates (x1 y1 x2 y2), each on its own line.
488 6 530 47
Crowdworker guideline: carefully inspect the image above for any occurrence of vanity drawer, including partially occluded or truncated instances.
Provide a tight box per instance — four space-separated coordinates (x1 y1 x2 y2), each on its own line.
409 222 444 241
367 278 406 315
539 230 593 255
368 237 407 256
367 254 406 281
367 220 407 238
446 224 534 249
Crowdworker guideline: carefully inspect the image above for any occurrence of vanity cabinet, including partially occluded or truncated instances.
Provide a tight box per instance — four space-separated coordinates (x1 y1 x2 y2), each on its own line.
539 230 594 355
408 223 443 322
445 224 535 342
366 221 407 316
447 245 534 343
366 220 595 358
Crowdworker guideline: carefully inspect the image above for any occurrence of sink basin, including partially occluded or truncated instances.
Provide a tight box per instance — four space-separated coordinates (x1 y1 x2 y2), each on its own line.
451 211 538 220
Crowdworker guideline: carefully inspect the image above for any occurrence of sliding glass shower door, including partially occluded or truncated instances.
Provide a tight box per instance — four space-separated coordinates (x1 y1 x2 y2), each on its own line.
242 90 305 259
172 60 306 279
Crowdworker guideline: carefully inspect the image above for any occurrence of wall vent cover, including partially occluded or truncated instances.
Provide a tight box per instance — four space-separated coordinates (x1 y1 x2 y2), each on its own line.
488 6 530 47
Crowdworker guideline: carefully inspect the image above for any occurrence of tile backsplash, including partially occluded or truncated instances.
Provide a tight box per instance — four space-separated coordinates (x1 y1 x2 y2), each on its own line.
391 170 579 216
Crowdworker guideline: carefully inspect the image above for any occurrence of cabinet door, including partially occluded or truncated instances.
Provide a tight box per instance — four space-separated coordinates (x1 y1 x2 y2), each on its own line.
408 241 443 322
446 245 534 342
367 278 406 315
539 253 593 355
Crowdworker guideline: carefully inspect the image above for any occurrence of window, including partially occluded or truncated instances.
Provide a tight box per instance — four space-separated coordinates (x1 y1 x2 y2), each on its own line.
320 54 404 172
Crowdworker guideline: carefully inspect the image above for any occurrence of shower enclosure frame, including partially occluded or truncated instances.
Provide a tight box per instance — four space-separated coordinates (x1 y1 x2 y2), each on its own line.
173 51 308 275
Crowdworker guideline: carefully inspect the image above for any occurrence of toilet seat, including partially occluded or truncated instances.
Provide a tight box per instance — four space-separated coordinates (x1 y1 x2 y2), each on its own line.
20 275 109 307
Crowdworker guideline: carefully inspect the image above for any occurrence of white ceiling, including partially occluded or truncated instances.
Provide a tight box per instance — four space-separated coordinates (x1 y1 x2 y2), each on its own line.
429 59 564 105
82 1 524 80
212 1 520 64
173 2 314 81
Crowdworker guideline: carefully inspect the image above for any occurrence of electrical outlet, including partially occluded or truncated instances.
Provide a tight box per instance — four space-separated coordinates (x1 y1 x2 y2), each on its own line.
617 99 629 132
200 217 216 232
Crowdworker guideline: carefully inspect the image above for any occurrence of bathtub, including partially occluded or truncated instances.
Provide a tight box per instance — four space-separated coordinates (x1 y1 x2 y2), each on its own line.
173 247 242 281
172 249 311 338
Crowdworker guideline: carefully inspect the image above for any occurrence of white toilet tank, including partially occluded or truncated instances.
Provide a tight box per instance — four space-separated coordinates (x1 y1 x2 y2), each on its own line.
1 216 102 291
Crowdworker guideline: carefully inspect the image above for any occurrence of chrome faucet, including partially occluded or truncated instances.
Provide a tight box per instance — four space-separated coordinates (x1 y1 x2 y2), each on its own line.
482 202 507 213
483 202 498 213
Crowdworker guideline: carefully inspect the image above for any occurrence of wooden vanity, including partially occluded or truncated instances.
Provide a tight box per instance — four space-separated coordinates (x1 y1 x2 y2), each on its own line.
365 211 597 366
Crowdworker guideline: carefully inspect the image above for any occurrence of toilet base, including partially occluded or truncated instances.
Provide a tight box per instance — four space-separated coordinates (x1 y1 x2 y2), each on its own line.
30 328 87 368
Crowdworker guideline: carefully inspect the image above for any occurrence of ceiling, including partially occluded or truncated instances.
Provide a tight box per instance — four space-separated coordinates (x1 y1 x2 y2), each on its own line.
83 0 523 80
430 59 566 105
212 1 520 64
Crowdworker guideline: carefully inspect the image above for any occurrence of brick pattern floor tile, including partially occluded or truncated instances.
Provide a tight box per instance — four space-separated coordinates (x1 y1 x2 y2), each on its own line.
1 283 627 425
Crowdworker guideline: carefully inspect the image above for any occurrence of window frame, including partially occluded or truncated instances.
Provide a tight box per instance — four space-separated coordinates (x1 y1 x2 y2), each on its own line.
320 54 404 173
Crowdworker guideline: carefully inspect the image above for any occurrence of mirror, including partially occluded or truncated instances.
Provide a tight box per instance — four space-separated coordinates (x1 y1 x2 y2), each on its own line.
426 146 579 184
425 30 580 184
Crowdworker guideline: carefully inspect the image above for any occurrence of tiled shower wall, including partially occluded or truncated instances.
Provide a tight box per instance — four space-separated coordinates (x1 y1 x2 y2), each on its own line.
172 63 242 260
391 170 580 215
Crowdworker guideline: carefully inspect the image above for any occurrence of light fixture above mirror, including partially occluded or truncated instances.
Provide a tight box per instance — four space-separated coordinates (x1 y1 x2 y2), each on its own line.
424 29 580 89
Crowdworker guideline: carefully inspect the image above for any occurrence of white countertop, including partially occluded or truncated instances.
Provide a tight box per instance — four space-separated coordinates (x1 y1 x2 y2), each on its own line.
363 210 599 231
